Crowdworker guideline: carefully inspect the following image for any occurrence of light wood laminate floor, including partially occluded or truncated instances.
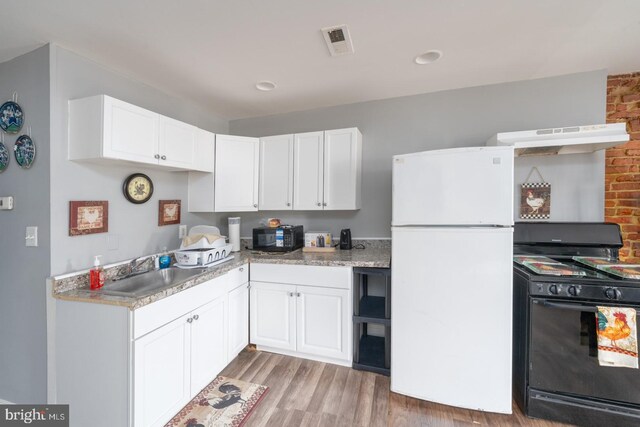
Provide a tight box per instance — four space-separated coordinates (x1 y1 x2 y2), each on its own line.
220 349 572 427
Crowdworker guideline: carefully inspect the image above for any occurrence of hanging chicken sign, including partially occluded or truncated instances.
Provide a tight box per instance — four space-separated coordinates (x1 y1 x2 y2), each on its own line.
520 167 551 220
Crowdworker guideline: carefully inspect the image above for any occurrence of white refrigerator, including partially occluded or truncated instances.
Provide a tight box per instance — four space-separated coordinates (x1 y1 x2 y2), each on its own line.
391 145 515 414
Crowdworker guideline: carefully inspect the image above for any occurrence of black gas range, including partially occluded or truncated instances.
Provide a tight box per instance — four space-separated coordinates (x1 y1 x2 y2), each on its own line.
513 222 640 427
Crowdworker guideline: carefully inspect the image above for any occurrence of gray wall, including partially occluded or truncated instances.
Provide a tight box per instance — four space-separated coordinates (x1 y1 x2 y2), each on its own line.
229 70 607 237
49 45 229 275
0 45 50 403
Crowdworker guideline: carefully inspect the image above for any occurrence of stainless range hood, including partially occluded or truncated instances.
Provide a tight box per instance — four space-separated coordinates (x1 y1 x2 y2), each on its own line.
486 123 629 156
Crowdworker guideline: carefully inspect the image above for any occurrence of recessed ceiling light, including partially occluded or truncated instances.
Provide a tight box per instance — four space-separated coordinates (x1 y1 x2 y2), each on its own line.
256 81 276 91
414 50 443 65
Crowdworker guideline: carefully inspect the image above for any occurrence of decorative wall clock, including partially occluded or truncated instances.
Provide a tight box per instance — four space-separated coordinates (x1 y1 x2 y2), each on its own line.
123 173 154 204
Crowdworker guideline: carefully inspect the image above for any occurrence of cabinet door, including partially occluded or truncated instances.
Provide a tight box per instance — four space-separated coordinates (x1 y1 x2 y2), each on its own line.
323 128 362 210
250 281 296 351
158 115 197 169
134 313 191 427
228 282 249 361
190 296 227 395
293 131 324 210
259 135 294 210
192 128 215 172
296 286 351 361
215 135 260 212
103 96 159 165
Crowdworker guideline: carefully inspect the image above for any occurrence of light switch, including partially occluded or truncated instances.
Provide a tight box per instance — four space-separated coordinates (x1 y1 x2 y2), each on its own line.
0 196 14 210
179 225 187 239
25 226 38 247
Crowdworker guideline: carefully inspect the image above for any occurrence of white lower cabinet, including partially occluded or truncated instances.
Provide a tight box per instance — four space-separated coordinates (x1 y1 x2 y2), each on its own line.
134 313 192 427
190 296 227 395
296 286 350 361
249 264 352 365
134 293 227 427
55 263 250 427
250 282 297 351
228 282 250 360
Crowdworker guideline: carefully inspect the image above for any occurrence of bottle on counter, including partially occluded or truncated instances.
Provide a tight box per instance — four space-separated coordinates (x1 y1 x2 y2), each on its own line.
90 255 105 290
159 248 171 269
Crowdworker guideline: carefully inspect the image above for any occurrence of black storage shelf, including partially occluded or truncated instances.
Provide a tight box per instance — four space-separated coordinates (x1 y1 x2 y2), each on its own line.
352 267 391 376
353 335 389 376
360 295 386 318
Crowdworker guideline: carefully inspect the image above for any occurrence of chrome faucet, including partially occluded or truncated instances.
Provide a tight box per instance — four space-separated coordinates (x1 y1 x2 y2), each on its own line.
114 255 157 281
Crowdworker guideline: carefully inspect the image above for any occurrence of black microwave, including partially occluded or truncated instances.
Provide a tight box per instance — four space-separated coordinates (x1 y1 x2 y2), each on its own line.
252 225 304 252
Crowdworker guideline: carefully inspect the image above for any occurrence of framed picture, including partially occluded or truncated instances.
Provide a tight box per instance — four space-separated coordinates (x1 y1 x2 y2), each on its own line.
520 182 551 220
69 201 109 236
159 200 181 226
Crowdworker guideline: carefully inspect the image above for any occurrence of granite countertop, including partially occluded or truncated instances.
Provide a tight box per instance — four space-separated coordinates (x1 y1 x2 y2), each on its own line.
52 245 390 310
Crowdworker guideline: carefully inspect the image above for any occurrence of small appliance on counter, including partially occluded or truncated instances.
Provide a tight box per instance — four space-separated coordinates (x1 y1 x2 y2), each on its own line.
252 225 304 252
175 225 233 268
339 228 352 250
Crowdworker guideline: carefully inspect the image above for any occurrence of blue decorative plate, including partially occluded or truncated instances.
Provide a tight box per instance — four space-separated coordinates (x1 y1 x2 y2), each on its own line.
0 142 8 172
14 134 35 168
0 101 24 134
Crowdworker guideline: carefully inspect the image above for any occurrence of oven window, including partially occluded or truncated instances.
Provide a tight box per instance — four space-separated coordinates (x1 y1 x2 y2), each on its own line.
529 298 640 405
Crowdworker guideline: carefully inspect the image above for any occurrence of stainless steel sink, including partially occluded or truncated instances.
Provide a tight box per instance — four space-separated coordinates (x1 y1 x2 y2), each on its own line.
93 267 208 297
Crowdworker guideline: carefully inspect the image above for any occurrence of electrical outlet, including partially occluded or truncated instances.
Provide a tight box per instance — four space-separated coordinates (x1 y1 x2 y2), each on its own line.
179 225 187 239
25 226 38 247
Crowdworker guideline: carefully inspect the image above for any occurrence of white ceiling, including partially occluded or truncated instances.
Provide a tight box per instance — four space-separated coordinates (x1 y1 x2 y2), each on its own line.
1 0 639 119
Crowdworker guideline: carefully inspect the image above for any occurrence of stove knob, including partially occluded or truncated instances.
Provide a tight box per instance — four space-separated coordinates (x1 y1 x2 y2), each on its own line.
568 286 578 296
549 284 559 295
605 288 619 300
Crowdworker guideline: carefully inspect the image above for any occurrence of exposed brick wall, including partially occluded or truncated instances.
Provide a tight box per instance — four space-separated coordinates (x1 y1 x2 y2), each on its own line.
606 72 640 262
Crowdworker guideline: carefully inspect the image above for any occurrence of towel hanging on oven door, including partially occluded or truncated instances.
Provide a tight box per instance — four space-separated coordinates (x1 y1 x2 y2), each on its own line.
596 306 639 369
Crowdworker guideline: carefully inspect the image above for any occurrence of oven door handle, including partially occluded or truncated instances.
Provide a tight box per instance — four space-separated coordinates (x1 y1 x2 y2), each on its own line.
536 300 598 313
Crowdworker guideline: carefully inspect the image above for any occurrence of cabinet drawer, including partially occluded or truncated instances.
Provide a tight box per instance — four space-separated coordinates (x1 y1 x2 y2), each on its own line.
227 263 249 287
133 275 228 339
250 263 351 290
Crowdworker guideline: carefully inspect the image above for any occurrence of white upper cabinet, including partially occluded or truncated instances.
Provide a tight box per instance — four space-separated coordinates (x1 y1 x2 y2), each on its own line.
323 128 362 210
193 128 215 173
158 115 197 169
215 135 260 212
259 134 294 210
69 95 213 172
294 131 325 210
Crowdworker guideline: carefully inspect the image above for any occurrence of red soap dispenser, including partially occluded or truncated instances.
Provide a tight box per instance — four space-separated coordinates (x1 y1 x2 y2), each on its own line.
90 255 105 289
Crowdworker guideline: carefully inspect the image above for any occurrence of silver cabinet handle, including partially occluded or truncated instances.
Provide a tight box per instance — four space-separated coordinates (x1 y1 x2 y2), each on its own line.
287 202 291 206
253 204 258 208
288 292 294 297
317 202 321 206
193 314 199 321
161 155 167 160
323 203 327 206
154 154 160 159
296 292 301 297
187 317 193 323
239 267 244 272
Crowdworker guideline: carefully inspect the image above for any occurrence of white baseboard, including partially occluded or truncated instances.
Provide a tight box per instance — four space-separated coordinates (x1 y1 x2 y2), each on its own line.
0 398 14 404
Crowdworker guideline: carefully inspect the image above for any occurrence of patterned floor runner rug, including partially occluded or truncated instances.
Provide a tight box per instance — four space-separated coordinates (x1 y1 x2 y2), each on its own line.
165 376 269 427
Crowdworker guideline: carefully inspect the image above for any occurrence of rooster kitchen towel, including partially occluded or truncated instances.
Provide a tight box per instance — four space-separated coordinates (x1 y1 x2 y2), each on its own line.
596 306 639 369
520 167 551 220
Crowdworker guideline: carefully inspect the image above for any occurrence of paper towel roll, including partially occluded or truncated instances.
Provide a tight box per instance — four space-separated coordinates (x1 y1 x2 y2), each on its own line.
229 217 241 252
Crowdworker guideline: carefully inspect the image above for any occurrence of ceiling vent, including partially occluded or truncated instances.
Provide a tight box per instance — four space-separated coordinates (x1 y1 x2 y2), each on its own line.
321 25 354 56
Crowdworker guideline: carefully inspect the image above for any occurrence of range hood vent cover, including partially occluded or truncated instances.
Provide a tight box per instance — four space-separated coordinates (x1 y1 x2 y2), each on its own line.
486 123 629 157
321 25 354 56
